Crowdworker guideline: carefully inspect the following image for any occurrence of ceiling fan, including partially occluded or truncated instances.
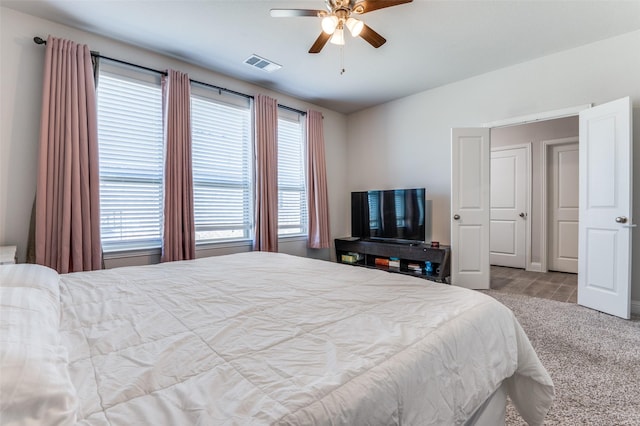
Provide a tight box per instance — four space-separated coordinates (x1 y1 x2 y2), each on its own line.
270 0 413 53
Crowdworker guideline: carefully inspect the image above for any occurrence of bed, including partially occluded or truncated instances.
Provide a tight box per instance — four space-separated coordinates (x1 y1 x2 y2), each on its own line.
0 251 554 425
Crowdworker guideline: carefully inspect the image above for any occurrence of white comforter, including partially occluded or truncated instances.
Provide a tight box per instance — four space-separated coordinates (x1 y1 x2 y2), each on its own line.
58 252 553 425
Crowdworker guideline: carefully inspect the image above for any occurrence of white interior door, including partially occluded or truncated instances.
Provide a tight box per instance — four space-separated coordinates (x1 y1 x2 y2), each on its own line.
578 97 633 319
549 142 579 273
451 128 490 289
490 147 528 268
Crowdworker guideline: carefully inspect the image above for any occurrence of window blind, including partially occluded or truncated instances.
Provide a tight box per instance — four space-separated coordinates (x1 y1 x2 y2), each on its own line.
395 191 405 226
97 62 164 251
368 193 380 230
278 109 307 236
191 86 253 242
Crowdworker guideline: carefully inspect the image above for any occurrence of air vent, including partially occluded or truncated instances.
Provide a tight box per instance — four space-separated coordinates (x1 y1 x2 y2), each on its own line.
244 54 282 73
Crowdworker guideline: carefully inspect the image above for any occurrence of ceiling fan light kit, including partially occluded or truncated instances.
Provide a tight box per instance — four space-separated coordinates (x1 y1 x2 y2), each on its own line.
345 17 364 37
330 28 345 45
322 15 339 34
270 0 413 53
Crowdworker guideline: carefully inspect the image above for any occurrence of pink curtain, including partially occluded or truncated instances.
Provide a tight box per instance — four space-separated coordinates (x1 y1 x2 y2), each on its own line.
35 36 101 273
161 69 195 262
306 110 331 248
253 94 279 252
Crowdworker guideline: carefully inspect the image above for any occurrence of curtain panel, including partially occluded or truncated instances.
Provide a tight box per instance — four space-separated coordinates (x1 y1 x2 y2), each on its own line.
253 94 279 252
306 110 331 249
35 36 102 273
161 69 195 262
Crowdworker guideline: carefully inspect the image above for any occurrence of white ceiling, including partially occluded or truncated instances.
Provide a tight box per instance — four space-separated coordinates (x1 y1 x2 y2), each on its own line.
3 0 640 114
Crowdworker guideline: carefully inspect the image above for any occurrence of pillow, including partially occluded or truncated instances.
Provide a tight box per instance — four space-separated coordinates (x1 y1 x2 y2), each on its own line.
1 263 60 302
0 264 78 425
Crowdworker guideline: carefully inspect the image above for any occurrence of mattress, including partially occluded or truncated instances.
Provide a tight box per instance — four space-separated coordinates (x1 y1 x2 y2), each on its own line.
0 252 554 425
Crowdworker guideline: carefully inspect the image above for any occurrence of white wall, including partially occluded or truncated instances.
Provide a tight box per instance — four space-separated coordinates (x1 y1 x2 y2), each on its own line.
0 7 349 266
347 30 640 302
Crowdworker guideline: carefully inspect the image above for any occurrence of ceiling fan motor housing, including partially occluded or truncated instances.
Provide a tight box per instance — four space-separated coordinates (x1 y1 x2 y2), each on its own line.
331 0 352 11
271 0 413 53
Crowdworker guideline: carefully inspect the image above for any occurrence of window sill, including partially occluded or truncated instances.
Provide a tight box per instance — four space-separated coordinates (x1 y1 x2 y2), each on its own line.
103 246 161 260
103 236 308 260
195 239 253 251
278 235 307 242
103 239 253 259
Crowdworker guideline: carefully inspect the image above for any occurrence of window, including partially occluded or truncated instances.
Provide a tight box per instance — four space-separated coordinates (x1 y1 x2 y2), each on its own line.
277 108 307 236
96 58 306 250
368 192 380 231
395 191 405 227
97 61 164 252
191 85 253 243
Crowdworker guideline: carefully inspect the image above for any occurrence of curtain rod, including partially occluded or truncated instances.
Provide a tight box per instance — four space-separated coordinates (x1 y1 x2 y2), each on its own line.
33 36 307 116
278 104 307 115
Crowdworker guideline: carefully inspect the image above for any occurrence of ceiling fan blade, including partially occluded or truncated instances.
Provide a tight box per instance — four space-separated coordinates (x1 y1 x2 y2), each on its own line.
309 32 332 54
359 24 386 48
270 9 325 18
352 0 413 14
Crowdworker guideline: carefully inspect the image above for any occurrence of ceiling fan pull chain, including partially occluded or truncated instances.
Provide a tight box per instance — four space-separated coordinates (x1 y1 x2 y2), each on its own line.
340 45 345 75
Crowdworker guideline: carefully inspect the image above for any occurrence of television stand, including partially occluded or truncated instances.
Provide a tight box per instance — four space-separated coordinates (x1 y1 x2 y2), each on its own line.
334 238 450 283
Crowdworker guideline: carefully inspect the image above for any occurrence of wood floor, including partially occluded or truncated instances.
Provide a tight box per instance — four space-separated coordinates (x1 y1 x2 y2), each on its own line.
490 265 577 303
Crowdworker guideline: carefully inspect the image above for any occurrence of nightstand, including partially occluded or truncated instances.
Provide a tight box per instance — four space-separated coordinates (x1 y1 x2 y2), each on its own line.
0 245 17 265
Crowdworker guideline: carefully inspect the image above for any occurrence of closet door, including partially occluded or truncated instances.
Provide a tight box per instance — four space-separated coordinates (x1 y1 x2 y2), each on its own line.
548 142 579 274
490 146 529 269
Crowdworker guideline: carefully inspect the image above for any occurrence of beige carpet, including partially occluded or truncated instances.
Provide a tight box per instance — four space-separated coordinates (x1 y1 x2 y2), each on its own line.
483 291 640 425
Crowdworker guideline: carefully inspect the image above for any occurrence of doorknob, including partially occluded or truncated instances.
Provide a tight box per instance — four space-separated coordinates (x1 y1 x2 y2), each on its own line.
453 214 460 220
519 212 526 218
615 216 628 224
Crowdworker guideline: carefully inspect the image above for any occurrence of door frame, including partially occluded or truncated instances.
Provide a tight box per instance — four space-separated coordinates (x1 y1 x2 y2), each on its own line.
482 105 590 277
458 101 636 318
482 104 592 128
540 137 579 273
490 143 532 271
451 106 590 288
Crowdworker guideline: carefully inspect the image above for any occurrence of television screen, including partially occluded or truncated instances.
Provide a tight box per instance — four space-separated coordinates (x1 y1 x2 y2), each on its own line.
351 188 426 243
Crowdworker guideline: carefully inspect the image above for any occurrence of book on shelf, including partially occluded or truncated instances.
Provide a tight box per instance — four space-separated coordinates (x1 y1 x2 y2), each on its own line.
341 252 363 264
407 263 422 273
375 257 389 267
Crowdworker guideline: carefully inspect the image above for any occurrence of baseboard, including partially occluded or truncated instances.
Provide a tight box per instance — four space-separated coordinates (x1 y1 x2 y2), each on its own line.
527 262 542 272
631 299 640 316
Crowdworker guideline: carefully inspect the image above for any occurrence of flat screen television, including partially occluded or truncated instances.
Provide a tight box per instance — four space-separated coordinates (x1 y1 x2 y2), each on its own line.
351 188 429 244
